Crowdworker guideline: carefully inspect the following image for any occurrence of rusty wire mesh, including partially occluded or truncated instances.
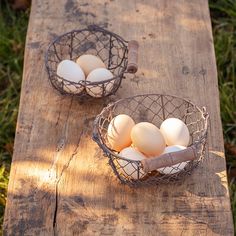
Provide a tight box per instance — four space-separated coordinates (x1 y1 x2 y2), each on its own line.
45 25 128 98
93 94 209 186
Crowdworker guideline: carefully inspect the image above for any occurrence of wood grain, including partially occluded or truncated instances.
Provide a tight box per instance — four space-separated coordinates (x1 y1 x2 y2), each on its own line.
3 0 234 235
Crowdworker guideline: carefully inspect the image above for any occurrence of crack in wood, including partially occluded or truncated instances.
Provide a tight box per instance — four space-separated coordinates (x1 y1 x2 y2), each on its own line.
51 97 74 234
52 129 84 234
57 129 84 183
52 97 85 234
55 97 67 127
55 107 62 127
49 98 73 175
53 184 58 234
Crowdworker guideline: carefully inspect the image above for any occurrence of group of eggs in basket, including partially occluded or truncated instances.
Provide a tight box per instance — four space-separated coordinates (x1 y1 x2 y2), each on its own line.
56 54 114 97
107 114 191 179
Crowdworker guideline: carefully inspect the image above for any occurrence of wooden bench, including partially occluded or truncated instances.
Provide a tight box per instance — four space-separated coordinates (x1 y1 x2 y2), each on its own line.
3 0 234 235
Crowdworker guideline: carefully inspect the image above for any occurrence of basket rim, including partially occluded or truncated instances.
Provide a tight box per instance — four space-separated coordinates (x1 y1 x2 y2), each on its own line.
93 93 209 163
48 72 124 86
47 25 128 48
45 25 129 85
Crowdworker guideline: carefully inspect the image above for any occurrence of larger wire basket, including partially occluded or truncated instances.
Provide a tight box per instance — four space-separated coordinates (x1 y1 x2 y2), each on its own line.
45 25 138 98
93 94 209 186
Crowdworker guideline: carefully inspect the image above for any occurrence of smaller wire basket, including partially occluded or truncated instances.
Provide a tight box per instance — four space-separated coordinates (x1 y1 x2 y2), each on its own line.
93 94 209 186
45 25 138 98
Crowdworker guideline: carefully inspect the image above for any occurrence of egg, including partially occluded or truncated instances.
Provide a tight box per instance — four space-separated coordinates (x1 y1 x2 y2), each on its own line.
118 147 146 180
56 60 85 94
131 122 165 157
160 118 190 147
158 145 188 174
107 114 135 152
57 59 85 83
76 54 106 76
86 68 114 97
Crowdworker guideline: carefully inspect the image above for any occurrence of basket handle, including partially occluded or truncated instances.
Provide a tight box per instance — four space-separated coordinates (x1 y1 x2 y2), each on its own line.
127 40 139 73
141 146 197 173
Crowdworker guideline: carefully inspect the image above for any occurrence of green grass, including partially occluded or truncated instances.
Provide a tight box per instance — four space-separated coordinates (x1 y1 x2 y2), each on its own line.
210 0 236 230
210 0 236 143
0 0 235 234
0 1 29 233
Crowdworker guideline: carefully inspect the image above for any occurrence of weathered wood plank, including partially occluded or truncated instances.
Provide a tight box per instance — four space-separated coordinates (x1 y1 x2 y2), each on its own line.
3 0 234 235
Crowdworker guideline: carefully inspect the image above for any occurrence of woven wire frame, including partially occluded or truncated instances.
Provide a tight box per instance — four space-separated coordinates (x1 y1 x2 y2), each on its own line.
45 25 128 98
93 94 209 186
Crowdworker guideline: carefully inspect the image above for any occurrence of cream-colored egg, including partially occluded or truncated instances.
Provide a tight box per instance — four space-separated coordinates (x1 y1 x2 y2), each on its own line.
131 122 165 157
107 114 135 152
57 60 85 94
118 147 146 180
86 68 114 97
160 118 190 147
158 145 188 174
76 54 106 76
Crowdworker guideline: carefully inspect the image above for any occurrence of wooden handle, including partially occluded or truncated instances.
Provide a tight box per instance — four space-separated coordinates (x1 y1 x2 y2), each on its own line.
141 146 197 173
127 40 139 73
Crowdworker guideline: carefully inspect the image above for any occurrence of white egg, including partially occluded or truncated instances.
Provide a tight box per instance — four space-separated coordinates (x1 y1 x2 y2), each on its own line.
85 68 114 97
160 118 190 147
118 147 146 180
57 60 85 83
76 54 106 76
56 60 85 94
158 145 189 174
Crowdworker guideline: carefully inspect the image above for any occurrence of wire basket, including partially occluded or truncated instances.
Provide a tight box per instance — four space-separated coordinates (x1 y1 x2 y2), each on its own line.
93 94 209 186
45 25 138 98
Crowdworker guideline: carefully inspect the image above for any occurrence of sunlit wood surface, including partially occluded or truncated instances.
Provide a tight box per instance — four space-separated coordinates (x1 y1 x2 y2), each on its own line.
3 0 234 235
